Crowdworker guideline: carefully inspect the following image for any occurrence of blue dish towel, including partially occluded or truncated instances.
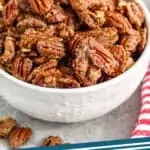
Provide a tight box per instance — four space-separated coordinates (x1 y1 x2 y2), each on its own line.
20 137 150 150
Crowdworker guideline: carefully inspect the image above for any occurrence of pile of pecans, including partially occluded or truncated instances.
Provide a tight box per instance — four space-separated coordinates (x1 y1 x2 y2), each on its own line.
0 0 148 88
0 116 64 148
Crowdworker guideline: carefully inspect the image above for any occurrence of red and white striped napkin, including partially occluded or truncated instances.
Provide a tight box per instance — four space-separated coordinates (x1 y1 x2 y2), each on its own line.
132 67 150 137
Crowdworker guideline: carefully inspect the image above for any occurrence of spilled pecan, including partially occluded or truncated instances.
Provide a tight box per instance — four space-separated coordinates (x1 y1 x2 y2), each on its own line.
8 126 32 148
0 117 16 138
41 136 63 146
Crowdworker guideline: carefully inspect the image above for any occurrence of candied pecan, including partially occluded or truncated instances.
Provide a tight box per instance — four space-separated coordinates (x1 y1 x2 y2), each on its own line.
12 56 33 81
121 56 134 72
19 28 41 49
29 0 53 15
138 27 147 52
126 1 145 29
0 117 16 138
3 0 19 25
56 75 80 88
120 30 141 53
85 65 102 86
37 37 65 60
109 45 128 74
27 60 58 84
70 35 119 81
106 12 133 34
78 27 119 48
17 17 47 33
20 28 56 49
69 0 101 29
88 40 119 76
40 25 57 37
0 36 15 64
8 126 32 148
45 5 68 24
56 21 75 41
41 136 63 146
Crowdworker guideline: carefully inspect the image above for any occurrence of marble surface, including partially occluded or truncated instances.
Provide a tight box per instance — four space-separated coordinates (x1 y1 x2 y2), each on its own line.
0 88 141 149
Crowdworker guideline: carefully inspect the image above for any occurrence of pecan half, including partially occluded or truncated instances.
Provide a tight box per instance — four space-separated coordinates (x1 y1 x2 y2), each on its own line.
0 36 15 64
138 27 147 52
78 27 119 48
17 17 47 33
69 0 101 29
106 12 133 34
27 60 58 84
3 0 19 25
109 45 129 74
29 0 53 15
8 126 32 148
45 5 68 24
70 35 119 83
37 37 65 60
41 136 63 146
126 2 145 29
12 56 33 81
120 30 141 53
0 117 16 138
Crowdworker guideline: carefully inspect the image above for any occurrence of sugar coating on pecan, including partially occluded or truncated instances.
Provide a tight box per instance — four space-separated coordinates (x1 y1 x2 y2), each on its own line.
3 0 19 25
106 11 133 34
0 36 15 64
29 0 53 15
120 30 141 53
0 0 147 88
12 56 33 81
37 37 65 60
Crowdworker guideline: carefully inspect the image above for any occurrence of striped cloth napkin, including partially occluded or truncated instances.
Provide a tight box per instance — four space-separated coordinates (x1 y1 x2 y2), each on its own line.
132 67 150 137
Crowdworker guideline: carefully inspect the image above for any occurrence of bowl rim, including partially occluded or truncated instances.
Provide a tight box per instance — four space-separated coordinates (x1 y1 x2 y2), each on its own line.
0 0 150 94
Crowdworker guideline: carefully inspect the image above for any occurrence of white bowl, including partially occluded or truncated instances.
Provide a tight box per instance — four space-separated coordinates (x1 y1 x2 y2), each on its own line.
0 0 150 123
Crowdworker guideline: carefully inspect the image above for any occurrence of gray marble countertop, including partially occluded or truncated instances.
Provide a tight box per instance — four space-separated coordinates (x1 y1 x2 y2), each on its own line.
0 88 141 149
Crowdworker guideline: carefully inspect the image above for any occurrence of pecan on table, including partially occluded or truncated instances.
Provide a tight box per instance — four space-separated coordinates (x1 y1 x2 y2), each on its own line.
3 0 19 25
29 0 53 15
8 126 32 148
0 117 16 138
41 136 63 146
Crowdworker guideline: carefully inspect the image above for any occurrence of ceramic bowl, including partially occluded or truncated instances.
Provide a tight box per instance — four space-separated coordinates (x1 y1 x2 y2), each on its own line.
0 0 150 123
